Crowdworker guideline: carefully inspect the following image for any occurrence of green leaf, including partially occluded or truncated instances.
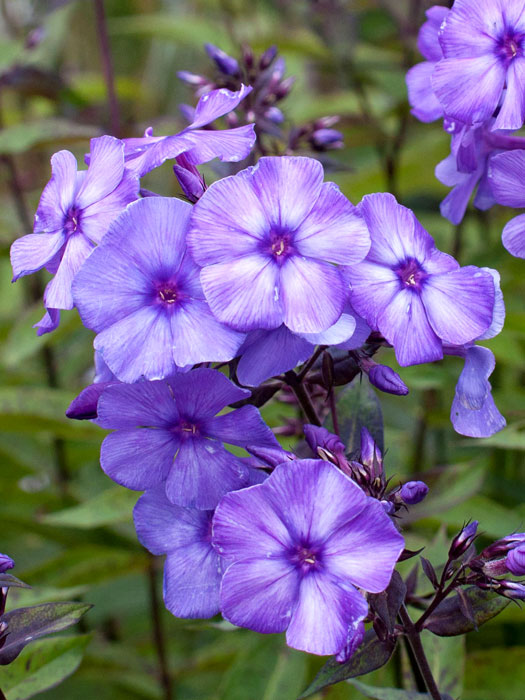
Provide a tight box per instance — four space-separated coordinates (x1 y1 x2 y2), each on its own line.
422 586 510 637
42 487 138 529
299 630 396 698
0 602 91 664
0 119 97 155
0 634 90 699
421 632 464 698
328 378 384 453
347 680 431 699
0 575 31 591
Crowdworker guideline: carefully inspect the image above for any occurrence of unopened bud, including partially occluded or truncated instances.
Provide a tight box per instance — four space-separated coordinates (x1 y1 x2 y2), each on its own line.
449 521 478 559
259 45 278 70
204 43 240 76
177 70 209 86
506 543 525 576
360 427 382 478
310 128 344 150
314 115 340 129
482 558 508 577
264 106 284 124
0 554 14 574
499 580 525 600
368 363 409 396
304 424 345 456
173 164 205 203
481 533 525 559
241 44 254 69
400 480 429 506
275 76 295 100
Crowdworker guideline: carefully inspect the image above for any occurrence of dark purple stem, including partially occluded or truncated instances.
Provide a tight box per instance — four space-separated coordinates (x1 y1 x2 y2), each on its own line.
147 555 173 700
94 0 121 137
399 604 442 700
329 390 340 437
285 371 322 426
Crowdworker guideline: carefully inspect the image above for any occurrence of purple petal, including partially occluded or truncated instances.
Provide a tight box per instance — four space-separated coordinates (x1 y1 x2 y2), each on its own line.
293 182 370 265
436 154 480 224
76 136 125 209
378 289 443 366
493 58 525 131
123 134 187 177
236 326 313 386
167 368 249 418
10 232 65 280
421 267 495 345
43 233 95 310
478 268 505 340
406 62 444 122
418 6 448 62
502 213 525 258
178 125 256 165
220 557 299 633
66 381 119 420
203 405 278 448
347 262 399 330
188 85 252 129
438 2 504 57
286 573 368 655
34 150 77 232
431 56 506 126
164 438 249 509
164 545 221 618
34 307 60 336
200 256 283 331
335 305 371 350
100 428 177 490
300 309 356 346
96 381 179 429
281 258 345 333
323 497 404 592
489 150 525 208
79 169 139 244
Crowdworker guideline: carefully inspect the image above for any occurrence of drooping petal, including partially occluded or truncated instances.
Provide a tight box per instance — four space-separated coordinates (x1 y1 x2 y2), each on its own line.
164 544 221 618
439 172 480 225
203 405 278 448
43 233 95 310
421 266 495 345
489 150 525 208
280 257 345 333
199 256 283 331
100 428 177 490
451 382 506 438
66 381 119 421
34 306 60 336
96 381 179 430
293 182 370 265
220 557 299 633
166 368 249 419
493 58 525 130
187 84 252 129
406 61 444 122
501 213 525 258
378 289 443 366
286 573 368 655
236 326 313 386
10 232 66 280
455 345 493 410
178 124 256 165
76 136 125 209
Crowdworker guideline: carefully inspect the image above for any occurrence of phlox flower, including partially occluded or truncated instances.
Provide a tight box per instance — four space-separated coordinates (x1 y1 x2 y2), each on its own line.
345 193 495 367
10 136 138 334
488 149 525 258
188 156 370 335
213 459 404 656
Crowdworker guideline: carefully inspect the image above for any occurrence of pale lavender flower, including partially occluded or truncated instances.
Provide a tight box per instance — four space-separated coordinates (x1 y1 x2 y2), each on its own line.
72 197 244 382
10 136 138 334
213 459 403 656
345 193 495 366
188 156 370 334
97 368 278 509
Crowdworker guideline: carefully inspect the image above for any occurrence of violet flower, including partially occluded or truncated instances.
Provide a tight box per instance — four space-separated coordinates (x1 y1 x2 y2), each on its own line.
406 5 448 123
134 486 221 618
97 368 278 509
432 0 525 130
188 156 370 334
121 85 255 177
72 197 244 382
489 149 525 258
10 136 138 334
213 459 404 656
345 193 495 366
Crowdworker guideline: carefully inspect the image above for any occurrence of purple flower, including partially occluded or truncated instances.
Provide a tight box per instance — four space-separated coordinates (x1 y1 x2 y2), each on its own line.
432 0 525 130
489 149 525 258
212 459 404 656
97 368 278 509
400 481 429 506
406 5 448 123
188 156 370 334
121 85 255 177
345 193 495 366
0 553 14 573
10 136 138 334
134 486 221 618
506 544 525 576
72 197 244 382
235 305 370 387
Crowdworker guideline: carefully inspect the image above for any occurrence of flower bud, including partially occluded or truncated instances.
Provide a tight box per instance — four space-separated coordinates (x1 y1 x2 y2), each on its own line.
400 480 429 506
204 43 240 76
506 543 525 576
310 128 344 150
499 580 525 600
259 45 278 70
449 521 478 559
0 554 14 574
173 164 206 203
275 76 295 100
264 106 284 124
481 558 508 577
360 427 382 478
481 533 525 559
304 424 345 457
368 363 409 396
177 70 209 86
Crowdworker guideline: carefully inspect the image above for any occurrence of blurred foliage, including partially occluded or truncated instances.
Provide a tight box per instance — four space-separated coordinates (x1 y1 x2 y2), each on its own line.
0 0 524 698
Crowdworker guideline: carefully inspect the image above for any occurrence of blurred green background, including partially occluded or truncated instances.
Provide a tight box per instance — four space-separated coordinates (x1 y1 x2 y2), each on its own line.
0 1 524 698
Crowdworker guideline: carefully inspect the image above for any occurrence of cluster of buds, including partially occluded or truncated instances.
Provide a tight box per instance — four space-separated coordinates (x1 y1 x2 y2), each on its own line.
178 43 343 155
466 529 525 600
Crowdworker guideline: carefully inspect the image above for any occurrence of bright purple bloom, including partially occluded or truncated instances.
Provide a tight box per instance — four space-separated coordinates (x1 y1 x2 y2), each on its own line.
489 149 525 258
406 6 448 122
121 85 255 177
346 193 495 366
188 156 370 334
235 305 370 387
506 544 525 576
97 369 278 509
10 136 138 334
73 197 244 382
400 481 429 506
213 459 404 656
134 486 221 618
0 554 14 573
432 0 525 130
